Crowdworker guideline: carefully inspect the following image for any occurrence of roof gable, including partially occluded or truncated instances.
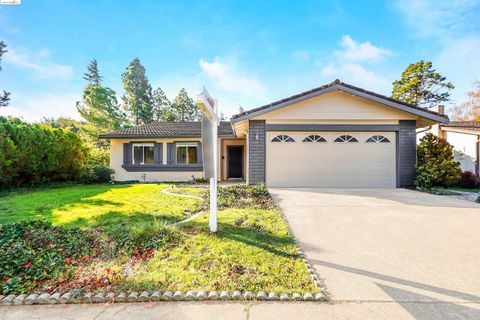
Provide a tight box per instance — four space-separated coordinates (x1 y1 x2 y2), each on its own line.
231 80 448 124
252 90 418 121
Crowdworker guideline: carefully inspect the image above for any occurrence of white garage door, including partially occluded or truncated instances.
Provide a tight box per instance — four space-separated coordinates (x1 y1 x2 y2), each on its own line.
266 131 396 187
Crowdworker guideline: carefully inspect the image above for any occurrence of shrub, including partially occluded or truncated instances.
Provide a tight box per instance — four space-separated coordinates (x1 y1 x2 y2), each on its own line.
208 184 274 209
415 133 462 189
0 221 98 294
81 165 114 184
458 171 479 188
0 117 86 189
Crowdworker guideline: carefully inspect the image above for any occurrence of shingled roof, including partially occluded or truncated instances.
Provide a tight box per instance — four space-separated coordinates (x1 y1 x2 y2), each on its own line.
99 121 234 139
442 121 480 128
231 79 449 124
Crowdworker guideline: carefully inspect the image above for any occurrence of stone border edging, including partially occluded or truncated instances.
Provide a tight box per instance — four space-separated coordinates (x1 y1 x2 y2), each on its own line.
0 290 326 305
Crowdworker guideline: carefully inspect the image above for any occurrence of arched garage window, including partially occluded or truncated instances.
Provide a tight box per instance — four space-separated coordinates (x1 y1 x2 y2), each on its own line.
271 134 295 142
334 135 358 143
366 135 390 143
303 134 326 142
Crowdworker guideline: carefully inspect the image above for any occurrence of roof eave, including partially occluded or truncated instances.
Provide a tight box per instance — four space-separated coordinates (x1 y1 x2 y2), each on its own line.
99 134 236 139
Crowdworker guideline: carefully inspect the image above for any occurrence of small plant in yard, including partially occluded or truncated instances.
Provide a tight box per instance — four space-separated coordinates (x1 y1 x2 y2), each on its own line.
457 171 479 189
80 165 114 183
209 184 274 209
415 133 462 189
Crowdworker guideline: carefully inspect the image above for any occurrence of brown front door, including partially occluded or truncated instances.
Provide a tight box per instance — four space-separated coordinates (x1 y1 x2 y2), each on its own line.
227 146 243 179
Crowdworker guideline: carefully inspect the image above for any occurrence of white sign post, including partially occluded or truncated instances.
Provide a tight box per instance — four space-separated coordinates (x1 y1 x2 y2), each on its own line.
196 88 219 233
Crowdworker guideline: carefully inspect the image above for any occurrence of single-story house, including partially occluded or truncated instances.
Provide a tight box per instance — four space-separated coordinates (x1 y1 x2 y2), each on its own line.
99 80 448 188
426 113 479 175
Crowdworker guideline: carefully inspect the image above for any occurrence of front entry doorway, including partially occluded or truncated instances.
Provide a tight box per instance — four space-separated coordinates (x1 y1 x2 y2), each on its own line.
227 146 243 179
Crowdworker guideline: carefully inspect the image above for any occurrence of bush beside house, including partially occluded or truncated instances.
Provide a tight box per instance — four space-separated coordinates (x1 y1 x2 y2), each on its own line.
415 133 462 189
0 117 112 190
458 171 479 189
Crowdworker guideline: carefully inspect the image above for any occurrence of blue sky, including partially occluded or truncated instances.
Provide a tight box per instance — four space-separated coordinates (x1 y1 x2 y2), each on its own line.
1 0 479 121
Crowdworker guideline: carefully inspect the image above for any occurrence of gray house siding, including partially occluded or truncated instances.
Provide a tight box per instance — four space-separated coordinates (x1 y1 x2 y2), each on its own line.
398 120 417 187
248 120 266 184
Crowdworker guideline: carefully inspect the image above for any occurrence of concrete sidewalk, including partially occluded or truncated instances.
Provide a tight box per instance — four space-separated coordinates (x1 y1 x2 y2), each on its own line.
2 301 480 320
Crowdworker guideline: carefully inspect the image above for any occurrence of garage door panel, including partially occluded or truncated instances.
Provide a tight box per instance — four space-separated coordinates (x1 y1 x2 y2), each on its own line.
266 131 396 187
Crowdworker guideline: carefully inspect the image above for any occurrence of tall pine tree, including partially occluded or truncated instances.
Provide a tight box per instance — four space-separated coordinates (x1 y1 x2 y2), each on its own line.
152 87 175 121
83 59 102 86
0 41 10 107
77 59 125 144
171 88 200 121
392 60 454 108
121 58 154 125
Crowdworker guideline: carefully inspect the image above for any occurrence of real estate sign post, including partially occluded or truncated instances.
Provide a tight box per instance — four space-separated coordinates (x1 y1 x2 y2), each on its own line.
196 88 219 233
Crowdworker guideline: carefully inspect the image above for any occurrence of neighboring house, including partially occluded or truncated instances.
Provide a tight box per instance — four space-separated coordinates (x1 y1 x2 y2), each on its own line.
427 115 480 175
100 80 448 187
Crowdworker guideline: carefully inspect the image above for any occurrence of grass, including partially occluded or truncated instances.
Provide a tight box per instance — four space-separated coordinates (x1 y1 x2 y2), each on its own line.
0 184 203 231
446 186 480 193
111 207 315 293
0 183 317 294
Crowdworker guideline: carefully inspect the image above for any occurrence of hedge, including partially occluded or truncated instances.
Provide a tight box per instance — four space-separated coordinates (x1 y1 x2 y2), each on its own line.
0 117 86 189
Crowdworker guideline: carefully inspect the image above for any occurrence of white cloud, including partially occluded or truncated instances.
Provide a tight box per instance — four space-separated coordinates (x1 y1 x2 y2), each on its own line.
199 57 266 96
321 63 391 93
396 0 480 38
315 35 392 93
4 48 73 80
338 35 391 62
1 92 81 122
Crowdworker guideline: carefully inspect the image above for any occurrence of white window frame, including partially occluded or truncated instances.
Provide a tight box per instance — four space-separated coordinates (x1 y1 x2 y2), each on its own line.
176 142 199 165
132 143 155 165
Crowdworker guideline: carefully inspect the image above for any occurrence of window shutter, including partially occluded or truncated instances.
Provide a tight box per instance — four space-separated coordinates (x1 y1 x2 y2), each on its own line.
154 143 163 165
167 143 175 165
123 143 132 165
197 142 203 164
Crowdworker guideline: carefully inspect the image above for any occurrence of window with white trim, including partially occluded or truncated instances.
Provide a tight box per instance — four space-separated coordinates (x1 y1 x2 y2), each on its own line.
334 135 358 143
271 134 295 142
366 135 390 143
176 142 199 164
303 134 326 142
132 143 154 165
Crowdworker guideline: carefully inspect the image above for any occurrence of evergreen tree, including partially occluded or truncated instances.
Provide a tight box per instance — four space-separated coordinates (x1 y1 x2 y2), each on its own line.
121 58 154 125
152 87 174 121
0 41 10 107
171 88 200 121
77 60 125 145
392 60 454 108
83 59 103 86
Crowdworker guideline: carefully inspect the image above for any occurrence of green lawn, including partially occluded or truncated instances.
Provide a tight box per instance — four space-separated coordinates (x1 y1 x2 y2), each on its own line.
0 184 203 230
447 186 480 193
0 184 317 294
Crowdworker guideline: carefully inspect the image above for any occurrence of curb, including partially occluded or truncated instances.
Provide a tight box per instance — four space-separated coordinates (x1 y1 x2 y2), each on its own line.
0 290 326 305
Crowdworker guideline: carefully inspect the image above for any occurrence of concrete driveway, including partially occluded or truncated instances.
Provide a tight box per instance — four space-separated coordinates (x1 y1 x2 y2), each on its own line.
270 188 480 317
